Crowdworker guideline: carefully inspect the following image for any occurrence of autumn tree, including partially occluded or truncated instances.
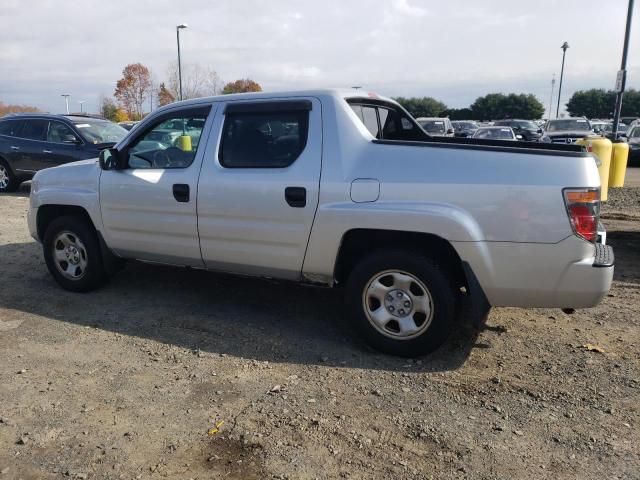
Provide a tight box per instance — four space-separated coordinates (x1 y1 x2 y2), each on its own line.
157 83 176 106
166 61 223 100
222 79 262 94
0 101 40 116
114 63 151 120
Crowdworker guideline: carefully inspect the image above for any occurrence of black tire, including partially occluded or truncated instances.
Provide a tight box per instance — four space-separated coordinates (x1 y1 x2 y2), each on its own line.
43 215 107 292
345 249 456 357
0 159 19 193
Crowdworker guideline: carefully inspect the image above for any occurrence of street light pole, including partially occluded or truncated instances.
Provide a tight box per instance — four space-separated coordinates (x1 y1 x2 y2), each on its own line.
176 24 188 101
78 101 85 113
556 42 569 118
61 94 70 114
548 74 556 120
612 0 635 139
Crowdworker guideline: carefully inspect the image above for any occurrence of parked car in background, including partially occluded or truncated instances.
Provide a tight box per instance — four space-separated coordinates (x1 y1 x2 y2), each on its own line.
0 114 128 192
493 119 543 141
621 117 640 126
416 117 455 137
472 126 519 141
451 121 479 137
602 122 628 136
590 120 607 134
27 90 613 356
541 117 594 144
627 124 640 166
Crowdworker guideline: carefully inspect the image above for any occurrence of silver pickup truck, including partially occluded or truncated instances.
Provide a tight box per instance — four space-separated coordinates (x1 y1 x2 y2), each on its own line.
27 90 614 356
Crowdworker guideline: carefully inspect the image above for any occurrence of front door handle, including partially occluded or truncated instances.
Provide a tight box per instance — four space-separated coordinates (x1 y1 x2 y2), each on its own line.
42 149 52 154
285 186 306 208
172 184 190 203
10 146 19 150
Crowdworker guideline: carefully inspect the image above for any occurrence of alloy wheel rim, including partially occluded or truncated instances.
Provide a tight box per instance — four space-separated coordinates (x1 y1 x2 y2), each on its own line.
362 270 434 340
0 166 8 189
52 231 88 280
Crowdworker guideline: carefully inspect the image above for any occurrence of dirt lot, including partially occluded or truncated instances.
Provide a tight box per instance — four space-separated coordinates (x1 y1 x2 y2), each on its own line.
1 178 639 480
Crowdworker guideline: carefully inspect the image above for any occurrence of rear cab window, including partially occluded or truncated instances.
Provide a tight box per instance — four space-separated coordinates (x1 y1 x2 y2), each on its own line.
347 98 428 141
219 100 311 168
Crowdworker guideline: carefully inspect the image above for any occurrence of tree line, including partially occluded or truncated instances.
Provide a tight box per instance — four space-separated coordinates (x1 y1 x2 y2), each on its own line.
101 62 263 122
394 93 545 121
396 89 640 121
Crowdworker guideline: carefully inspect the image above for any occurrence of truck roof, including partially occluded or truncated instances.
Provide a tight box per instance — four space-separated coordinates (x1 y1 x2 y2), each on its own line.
155 89 399 111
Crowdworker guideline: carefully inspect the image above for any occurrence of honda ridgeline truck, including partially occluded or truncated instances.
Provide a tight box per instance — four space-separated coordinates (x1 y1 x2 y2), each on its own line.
27 90 614 356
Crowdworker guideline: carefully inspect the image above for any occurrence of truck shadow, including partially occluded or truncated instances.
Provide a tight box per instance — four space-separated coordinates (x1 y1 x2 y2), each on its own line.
0 182 30 198
607 230 640 285
0 241 482 373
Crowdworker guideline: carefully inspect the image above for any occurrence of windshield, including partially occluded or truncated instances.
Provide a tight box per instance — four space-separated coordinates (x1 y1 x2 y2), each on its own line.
546 119 591 132
627 126 640 138
512 120 538 129
419 120 446 133
474 128 514 140
453 121 479 130
74 120 128 144
603 123 627 133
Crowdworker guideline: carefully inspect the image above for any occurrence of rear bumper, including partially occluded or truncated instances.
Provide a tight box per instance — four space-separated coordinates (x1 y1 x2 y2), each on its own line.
453 235 614 309
554 243 614 308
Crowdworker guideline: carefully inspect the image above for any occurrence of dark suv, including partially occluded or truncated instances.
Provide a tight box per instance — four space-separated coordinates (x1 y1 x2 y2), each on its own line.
0 114 128 192
493 119 543 141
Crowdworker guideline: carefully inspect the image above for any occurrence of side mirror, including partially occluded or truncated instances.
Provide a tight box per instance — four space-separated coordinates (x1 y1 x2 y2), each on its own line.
447 128 454 134
62 134 81 144
516 135 523 140
537 128 543 134
99 148 122 171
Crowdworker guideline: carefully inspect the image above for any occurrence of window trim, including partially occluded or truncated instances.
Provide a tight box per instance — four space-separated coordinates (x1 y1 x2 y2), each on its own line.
218 106 310 169
224 100 312 115
119 105 212 169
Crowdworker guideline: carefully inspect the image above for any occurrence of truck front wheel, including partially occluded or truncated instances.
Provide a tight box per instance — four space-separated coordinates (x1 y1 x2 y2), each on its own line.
346 250 456 357
43 215 107 292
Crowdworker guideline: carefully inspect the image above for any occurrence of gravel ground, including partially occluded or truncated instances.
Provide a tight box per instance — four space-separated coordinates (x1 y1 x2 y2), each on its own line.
0 184 638 480
604 186 640 217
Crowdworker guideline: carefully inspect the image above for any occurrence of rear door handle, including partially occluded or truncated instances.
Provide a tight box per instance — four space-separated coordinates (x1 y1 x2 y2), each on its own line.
172 183 190 203
42 149 52 154
285 187 306 208
10 146 19 150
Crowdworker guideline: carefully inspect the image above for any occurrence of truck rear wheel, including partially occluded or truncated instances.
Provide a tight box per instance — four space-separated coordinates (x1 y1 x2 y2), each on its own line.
43 215 107 292
345 250 456 357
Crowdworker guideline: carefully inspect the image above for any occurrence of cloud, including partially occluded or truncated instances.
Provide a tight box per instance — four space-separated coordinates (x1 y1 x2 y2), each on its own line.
391 0 429 17
0 0 636 114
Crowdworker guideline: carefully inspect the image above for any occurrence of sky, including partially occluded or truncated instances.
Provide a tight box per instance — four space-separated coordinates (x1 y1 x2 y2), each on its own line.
1 0 638 117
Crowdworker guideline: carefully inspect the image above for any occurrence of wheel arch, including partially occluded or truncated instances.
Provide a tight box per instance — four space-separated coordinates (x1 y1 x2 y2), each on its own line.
334 228 467 289
36 204 95 242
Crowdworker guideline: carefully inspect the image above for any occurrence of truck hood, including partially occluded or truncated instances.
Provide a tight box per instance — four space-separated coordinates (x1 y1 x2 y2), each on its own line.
544 130 593 138
31 158 101 197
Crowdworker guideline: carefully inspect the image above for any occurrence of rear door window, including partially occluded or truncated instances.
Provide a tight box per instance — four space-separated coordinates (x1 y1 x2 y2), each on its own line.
20 120 48 141
0 120 24 137
220 105 310 168
348 100 427 141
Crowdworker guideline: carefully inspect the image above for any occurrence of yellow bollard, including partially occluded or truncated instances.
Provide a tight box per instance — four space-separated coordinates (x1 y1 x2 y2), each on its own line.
176 135 192 152
576 137 612 201
609 141 629 188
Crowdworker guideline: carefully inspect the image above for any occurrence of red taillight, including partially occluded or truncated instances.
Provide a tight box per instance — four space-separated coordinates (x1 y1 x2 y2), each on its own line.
563 188 600 243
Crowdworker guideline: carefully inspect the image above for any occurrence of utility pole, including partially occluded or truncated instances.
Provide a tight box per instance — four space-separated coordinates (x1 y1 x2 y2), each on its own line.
176 24 188 101
61 94 70 114
548 74 556 120
612 0 635 139
556 42 569 118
